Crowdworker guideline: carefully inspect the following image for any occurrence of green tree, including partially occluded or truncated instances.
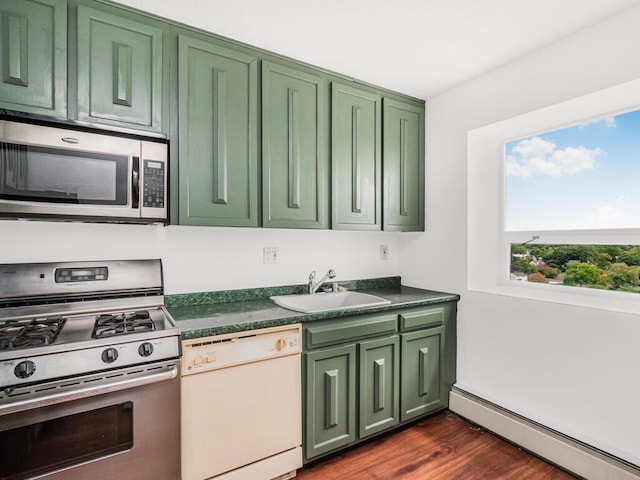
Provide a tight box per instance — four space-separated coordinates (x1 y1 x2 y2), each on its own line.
511 257 537 275
511 245 527 255
593 252 612 269
563 262 606 287
597 245 623 260
529 245 553 260
618 246 640 266
546 246 598 269
606 263 639 289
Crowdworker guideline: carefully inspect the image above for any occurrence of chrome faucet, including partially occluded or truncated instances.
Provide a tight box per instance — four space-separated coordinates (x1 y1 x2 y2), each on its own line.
308 269 336 294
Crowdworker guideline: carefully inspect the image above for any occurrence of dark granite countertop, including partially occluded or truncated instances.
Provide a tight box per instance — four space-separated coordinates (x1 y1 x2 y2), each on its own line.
167 277 459 340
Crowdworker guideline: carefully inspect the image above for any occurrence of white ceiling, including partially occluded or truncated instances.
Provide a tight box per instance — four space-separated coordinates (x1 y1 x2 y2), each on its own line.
114 0 640 99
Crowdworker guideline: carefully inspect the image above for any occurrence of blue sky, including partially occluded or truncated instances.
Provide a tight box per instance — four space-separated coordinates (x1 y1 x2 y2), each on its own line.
505 108 640 231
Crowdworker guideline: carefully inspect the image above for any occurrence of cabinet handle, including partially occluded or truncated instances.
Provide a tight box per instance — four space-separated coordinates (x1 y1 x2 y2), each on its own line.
418 347 429 397
351 106 362 213
287 88 301 209
112 42 133 107
212 68 229 204
374 358 385 412
4 12 28 87
399 118 409 217
324 369 339 428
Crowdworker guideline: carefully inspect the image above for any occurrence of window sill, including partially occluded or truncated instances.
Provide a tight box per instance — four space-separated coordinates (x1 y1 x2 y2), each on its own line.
469 280 640 315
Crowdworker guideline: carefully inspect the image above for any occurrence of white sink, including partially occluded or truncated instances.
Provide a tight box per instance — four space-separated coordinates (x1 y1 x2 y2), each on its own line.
270 291 391 314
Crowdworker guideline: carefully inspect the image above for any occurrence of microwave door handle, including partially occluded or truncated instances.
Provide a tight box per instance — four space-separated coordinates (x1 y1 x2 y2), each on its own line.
132 156 140 209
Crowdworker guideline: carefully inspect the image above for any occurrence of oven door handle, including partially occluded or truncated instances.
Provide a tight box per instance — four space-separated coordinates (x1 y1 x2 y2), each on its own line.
0 365 178 416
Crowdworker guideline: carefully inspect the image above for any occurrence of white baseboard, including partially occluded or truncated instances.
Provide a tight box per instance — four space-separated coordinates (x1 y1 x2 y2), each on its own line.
449 387 640 480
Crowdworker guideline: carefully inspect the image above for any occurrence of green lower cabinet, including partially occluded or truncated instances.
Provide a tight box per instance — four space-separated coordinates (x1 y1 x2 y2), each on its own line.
358 335 399 438
305 344 356 460
400 326 445 422
303 304 456 462
262 61 328 228
76 5 163 131
0 0 66 116
177 35 258 226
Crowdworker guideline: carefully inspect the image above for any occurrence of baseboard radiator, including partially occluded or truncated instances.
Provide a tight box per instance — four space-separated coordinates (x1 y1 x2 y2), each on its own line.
449 387 640 480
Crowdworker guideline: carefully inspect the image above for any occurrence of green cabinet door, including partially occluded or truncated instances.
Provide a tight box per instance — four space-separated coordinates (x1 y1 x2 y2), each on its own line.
331 82 381 230
178 35 258 226
77 6 162 131
400 326 445 422
358 335 399 438
262 61 328 228
305 344 356 460
0 0 66 116
383 98 425 231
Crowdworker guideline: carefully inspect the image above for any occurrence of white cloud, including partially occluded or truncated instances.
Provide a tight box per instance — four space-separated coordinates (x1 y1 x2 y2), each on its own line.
506 136 602 178
578 116 617 129
505 155 531 179
526 156 563 176
548 146 600 175
512 136 556 159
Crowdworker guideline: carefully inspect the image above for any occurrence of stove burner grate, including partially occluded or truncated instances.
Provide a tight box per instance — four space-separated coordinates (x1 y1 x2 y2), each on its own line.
92 310 156 339
0 316 66 351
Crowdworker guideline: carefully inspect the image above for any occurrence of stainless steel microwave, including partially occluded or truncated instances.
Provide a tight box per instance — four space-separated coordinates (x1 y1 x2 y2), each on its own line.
0 117 168 223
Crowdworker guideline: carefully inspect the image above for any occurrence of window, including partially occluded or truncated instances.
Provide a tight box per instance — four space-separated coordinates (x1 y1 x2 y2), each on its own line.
505 109 640 232
467 77 640 314
504 109 640 295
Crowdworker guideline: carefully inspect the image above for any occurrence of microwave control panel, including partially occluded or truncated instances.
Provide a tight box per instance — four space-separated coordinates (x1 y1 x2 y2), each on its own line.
143 160 165 209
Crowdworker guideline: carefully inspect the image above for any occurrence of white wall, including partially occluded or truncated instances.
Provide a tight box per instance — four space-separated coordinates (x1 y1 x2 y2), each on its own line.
0 221 400 293
401 5 640 466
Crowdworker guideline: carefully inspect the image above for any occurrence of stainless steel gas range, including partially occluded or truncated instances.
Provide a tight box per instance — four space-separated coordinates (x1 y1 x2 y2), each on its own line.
0 259 181 480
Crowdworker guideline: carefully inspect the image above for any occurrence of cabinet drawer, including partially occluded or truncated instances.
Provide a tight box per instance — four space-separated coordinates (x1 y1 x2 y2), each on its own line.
399 307 444 331
305 314 397 349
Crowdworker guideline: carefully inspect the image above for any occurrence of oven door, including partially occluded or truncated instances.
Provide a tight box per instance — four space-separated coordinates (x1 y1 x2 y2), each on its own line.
0 360 180 480
0 120 142 220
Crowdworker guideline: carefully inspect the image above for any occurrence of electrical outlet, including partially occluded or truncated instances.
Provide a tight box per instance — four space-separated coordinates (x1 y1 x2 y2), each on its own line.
263 247 279 264
380 244 389 260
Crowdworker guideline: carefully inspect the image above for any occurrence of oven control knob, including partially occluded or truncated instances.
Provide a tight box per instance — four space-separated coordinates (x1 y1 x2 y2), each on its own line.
101 347 119 363
14 360 36 379
138 342 154 357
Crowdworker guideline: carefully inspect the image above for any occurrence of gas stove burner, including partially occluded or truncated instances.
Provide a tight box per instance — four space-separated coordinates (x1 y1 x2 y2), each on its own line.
92 310 156 339
0 316 66 351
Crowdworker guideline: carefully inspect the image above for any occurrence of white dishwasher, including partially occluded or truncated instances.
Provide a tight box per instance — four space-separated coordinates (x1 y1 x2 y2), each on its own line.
181 324 302 480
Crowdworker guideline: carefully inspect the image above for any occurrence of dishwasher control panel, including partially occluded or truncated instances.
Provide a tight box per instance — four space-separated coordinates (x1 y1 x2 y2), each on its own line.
181 324 301 375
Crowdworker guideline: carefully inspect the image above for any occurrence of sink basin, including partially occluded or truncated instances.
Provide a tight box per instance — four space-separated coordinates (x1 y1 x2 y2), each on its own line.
270 291 391 314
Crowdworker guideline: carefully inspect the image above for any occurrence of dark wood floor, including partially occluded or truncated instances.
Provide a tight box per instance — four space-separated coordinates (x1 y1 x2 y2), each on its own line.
297 411 577 480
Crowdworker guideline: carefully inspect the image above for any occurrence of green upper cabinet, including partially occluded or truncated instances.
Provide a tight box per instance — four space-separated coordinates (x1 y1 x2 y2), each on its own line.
0 0 66 117
76 6 162 131
177 35 258 226
331 82 381 230
383 98 425 231
262 61 328 229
